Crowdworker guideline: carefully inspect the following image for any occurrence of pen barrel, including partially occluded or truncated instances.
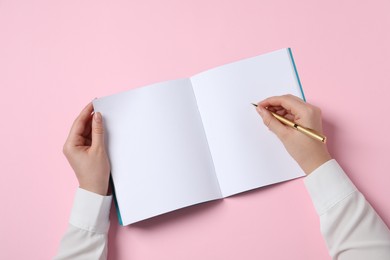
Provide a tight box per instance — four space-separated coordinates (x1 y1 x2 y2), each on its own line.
269 111 327 143
296 126 327 143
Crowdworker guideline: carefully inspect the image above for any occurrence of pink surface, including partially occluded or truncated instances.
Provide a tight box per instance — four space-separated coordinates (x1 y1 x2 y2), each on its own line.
1 0 389 259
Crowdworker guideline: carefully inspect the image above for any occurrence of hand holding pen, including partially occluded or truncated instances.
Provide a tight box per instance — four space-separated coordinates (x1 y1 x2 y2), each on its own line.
254 94 332 175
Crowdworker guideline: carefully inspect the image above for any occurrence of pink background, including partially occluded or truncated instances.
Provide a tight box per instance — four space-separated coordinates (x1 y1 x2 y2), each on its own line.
1 0 389 259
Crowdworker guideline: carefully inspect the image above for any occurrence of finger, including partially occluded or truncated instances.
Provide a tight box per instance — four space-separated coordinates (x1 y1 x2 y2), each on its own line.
284 113 295 121
82 116 93 137
68 103 94 142
275 109 287 116
258 95 306 116
91 112 105 149
268 106 284 111
259 95 304 110
268 108 296 123
85 138 92 146
256 106 288 138
267 106 278 113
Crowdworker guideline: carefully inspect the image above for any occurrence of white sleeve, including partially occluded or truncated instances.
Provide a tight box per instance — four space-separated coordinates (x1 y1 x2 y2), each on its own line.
54 188 113 260
304 159 390 260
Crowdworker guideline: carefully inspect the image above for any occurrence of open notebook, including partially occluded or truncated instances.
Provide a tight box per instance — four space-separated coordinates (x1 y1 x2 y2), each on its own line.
93 48 305 225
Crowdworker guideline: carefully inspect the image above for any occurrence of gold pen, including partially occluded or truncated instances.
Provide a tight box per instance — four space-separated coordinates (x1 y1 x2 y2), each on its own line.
251 103 327 143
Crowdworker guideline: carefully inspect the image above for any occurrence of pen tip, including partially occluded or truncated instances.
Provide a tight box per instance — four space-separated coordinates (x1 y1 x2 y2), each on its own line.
251 103 258 107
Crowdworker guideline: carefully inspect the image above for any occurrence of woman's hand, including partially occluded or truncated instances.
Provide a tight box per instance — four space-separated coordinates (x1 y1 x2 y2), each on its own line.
256 95 332 174
63 103 110 195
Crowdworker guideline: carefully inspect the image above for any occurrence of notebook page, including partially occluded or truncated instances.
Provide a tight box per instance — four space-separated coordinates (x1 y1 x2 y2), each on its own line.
190 49 305 197
93 79 222 225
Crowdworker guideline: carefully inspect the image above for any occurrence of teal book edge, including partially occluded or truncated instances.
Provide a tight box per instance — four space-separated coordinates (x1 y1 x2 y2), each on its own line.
287 48 306 102
112 48 304 226
110 177 123 226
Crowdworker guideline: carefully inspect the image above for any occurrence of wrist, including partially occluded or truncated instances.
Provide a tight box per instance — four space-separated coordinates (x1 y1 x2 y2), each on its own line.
300 152 332 175
79 183 109 196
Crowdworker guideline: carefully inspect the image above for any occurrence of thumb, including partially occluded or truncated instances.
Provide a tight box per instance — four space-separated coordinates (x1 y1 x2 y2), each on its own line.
92 112 105 148
256 106 288 139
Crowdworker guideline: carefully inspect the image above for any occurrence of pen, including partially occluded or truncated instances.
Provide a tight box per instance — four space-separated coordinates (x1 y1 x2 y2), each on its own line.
251 103 327 143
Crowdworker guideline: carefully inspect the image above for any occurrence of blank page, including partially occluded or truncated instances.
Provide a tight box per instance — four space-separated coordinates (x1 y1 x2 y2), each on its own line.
93 79 222 225
190 49 305 197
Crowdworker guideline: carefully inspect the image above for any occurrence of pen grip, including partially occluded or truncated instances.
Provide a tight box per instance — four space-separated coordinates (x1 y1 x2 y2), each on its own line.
296 125 327 143
269 111 295 128
269 111 327 143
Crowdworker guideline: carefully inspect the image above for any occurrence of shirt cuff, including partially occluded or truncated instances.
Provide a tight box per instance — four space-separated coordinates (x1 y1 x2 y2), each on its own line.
69 188 113 234
304 159 357 216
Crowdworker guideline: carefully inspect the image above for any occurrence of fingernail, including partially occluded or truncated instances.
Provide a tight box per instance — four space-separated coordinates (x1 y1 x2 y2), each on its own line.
94 112 102 123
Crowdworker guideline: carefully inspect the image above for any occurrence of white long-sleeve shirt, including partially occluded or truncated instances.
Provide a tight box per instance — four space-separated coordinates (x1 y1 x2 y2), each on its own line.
54 188 112 260
304 160 390 259
54 160 390 259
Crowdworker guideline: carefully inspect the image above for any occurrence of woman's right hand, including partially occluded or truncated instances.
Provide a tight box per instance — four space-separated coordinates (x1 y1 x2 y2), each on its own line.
256 94 332 175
